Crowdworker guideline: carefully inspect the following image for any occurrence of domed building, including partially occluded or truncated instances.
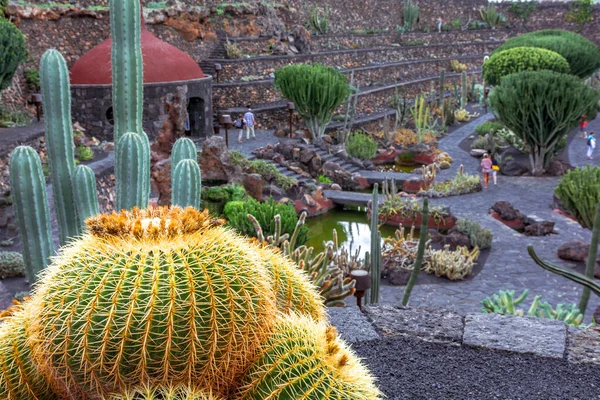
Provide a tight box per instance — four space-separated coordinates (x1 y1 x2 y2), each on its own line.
70 20 212 141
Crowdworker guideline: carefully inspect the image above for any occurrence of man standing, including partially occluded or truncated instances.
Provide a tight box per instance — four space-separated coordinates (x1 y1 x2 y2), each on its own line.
244 107 256 140
587 132 596 160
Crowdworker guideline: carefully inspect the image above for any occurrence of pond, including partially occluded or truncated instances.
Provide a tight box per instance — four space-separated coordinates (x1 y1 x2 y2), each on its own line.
303 208 399 259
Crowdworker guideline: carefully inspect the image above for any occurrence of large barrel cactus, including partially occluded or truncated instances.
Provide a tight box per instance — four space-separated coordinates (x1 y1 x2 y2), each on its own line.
233 313 381 400
29 207 277 396
103 384 224 400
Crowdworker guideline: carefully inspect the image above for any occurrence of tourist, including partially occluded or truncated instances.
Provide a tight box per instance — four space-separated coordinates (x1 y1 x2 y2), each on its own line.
587 131 596 160
244 107 256 140
491 154 499 185
580 115 588 138
235 113 245 144
436 17 443 33
480 153 493 189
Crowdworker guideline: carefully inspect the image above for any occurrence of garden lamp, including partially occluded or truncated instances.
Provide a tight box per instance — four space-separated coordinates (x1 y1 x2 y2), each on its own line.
351 269 371 311
219 114 232 148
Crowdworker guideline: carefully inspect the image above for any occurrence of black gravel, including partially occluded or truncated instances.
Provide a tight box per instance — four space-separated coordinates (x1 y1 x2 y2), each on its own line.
353 337 600 400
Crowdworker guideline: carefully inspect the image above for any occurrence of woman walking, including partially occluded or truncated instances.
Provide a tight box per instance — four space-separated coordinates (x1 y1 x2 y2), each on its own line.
491 154 499 185
481 153 493 189
580 115 589 138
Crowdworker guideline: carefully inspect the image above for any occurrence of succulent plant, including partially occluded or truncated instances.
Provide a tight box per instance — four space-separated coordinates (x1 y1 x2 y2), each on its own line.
424 245 480 280
29 207 277 396
0 250 25 279
171 159 202 209
103 384 224 400
232 313 382 400
72 165 100 225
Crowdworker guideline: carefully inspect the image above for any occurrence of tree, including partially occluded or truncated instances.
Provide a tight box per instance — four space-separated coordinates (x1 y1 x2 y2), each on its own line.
274 64 351 139
0 18 28 91
490 70 600 175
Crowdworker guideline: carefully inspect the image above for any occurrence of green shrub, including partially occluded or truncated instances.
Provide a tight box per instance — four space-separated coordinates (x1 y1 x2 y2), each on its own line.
346 131 378 160
229 151 298 190
456 218 493 249
566 0 593 31
305 5 329 34
555 165 600 230
508 1 536 22
483 47 570 86
470 135 494 152
224 197 308 247
0 251 25 279
317 174 332 184
490 70 600 175
201 184 247 216
0 19 28 90
495 29 600 79
475 121 504 136
24 67 40 91
75 146 94 161
0 104 30 128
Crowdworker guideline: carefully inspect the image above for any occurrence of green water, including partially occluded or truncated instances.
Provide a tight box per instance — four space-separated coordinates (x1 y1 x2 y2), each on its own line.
304 208 398 258
378 164 420 173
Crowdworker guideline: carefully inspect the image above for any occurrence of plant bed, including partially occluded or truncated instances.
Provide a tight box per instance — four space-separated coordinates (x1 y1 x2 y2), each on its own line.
380 213 456 230
490 201 556 236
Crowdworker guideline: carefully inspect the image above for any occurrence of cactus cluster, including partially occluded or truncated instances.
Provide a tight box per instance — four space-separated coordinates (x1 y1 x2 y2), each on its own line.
424 245 480 280
0 251 25 279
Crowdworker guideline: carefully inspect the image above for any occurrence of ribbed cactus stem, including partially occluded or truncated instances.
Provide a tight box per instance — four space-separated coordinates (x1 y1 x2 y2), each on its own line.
116 132 150 211
9 146 54 283
439 70 445 108
461 70 467 109
40 49 80 245
71 165 99 225
109 0 143 145
579 203 600 314
402 198 429 306
172 137 197 168
172 159 202 209
370 183 381 304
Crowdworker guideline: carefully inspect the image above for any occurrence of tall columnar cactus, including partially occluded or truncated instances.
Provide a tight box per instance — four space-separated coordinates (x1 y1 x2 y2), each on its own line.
461 70 468 109
439 70 445 108
172 137 198 169
172 159 202 209
369 183 381 304
115 132 150 211
232 313 382 400
39 49 80 245
71 165 99 225
402 198 429 306
9 146 54 283
0 303 56 400
29 207 277 396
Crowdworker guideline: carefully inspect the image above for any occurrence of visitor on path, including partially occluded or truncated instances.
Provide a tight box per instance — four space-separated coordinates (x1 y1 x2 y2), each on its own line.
481 153 493 189
244 107 256 140
436 17 443 33
236 113 246 144
587 132 596 160
491 154 499 185
580 115 589 138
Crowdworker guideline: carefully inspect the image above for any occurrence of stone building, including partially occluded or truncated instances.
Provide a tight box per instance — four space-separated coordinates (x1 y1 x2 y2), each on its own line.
69 19 212 141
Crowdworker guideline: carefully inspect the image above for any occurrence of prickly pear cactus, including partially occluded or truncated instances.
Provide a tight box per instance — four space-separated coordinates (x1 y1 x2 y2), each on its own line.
103 383 224 400
233 313 382 400
29 207 277 397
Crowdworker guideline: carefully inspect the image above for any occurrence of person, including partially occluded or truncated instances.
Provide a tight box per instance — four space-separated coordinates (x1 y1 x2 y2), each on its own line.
587 131 596 160
244 107 256 140
580 115 588 138
436 17 443 33
235 114 245 144
480 153 493 189
491 154 499 185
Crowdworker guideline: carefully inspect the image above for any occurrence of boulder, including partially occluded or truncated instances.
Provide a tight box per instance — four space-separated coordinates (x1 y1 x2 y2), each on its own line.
302 194 316 207
150 158 172 206
330 184 342 191
470 149 487 158
277 143 294 159
323 161 342 174
199 136 234 181
299 148 317 164
524 221 555 237
243 173 263 202
491 201 523 221
501 160 528 176
546 159 573 177
558 241 589 262
388 267 411 286
263 184 285 198
308 155 322 175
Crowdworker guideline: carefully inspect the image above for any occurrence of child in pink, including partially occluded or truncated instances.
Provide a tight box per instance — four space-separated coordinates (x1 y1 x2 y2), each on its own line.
480 153 493 189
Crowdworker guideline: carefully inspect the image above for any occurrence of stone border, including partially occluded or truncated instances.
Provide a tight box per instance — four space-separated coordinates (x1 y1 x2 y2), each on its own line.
328 305 600 365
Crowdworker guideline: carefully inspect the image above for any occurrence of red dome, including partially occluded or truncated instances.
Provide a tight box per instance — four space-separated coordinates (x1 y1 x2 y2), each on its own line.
70 25 205 85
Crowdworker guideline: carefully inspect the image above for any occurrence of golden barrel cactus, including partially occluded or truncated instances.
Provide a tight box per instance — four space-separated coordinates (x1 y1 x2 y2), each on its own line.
103 383 224 400
29 207 277 397
233 313 382 400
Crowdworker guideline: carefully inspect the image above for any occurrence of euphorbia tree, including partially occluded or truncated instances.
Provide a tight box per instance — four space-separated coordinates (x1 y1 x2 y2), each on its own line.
490 70 600 175
275 63 351 139
0 18 28 90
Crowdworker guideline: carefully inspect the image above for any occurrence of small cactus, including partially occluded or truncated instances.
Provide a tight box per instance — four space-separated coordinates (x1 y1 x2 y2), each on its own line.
72 165 100 226
172 138 197 170
424 245 480 280
172 159 202 209
369 183 381 304
0 251 25 279
461 70 468 109
402 198 429 306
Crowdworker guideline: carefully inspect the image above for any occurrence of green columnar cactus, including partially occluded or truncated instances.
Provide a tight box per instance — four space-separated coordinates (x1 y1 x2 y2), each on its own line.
402 198 429 306
9 146 55 283
29 207 277 397
369 183 381 304
172 159 202 209
116 132 150 211
461 70 467 109
233 313 382 400
71 165 99 225
172 137 198 169
39 49 80 245
439 70 445 108
0 303 57 400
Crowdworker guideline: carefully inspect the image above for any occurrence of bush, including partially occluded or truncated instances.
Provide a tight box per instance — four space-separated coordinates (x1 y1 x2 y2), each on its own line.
490 70 600 174
555 165 600 230
75 146 94 161
346 131 378 160
201 184 246 216
470 135 495 152
24 67 40 91
317 174 332 184
229 151 298 190
483 47 570 86
0 19 28 90
224 197 308 247
475 121 504 136
0 251 25 279
495 29 600 79
455 218 493 249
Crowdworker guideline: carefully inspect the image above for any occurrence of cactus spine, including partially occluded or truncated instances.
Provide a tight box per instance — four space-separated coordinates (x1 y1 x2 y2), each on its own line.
369 183 381 304
402 198 429 306
461 70 467 109
172 159 202 209
71 165 99 225
104 384 224 400
9 147 54 283
39 49 80 245
116 132 150 211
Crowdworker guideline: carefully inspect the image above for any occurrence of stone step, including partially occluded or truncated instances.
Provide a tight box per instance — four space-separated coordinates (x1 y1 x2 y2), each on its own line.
281 170 298 177
321 154 335 162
